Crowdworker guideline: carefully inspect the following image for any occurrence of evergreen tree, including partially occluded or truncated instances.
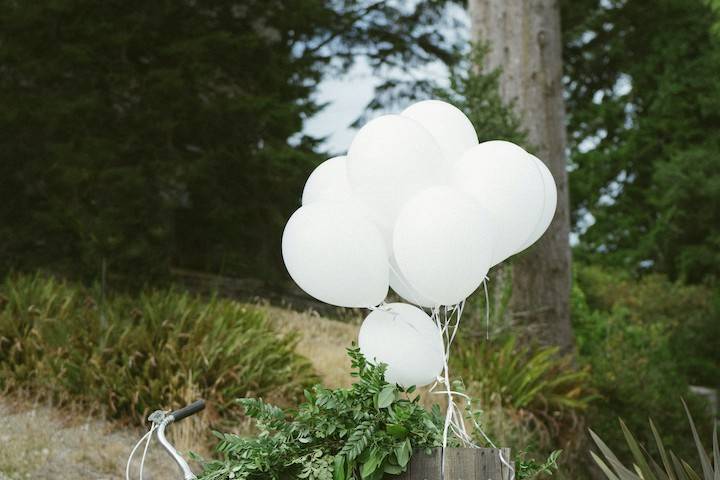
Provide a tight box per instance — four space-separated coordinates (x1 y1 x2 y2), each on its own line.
562 0 720 284
0 0 461 284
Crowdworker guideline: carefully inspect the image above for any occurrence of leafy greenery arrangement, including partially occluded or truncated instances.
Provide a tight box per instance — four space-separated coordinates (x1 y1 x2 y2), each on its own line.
198 347 443 480
590 400 718 480
198 346 563 480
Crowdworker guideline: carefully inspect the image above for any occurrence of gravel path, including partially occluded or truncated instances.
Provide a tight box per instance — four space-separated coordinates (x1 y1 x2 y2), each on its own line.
0 399 195 479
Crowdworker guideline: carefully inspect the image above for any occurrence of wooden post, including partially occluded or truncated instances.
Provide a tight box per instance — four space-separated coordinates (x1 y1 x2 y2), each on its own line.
398 448 513 480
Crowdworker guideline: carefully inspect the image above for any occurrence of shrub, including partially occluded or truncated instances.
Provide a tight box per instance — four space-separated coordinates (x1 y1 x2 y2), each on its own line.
199 347 564 480
574 265 720 387
451 334 594 469
572 265 715 468
0 273 317 423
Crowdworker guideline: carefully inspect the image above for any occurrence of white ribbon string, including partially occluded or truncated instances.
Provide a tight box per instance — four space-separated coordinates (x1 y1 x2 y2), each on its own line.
426 284 515 480
483 277 491 340
126 423 156 480
138 422 156 479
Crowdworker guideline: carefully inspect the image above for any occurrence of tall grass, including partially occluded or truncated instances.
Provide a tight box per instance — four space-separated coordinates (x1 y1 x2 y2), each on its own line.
0 273 317 423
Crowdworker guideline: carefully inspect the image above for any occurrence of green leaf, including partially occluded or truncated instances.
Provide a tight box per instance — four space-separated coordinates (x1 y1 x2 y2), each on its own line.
620 419 655 479
384 464 404 475
649 419 676 480
590 451 621 480
377 384 396 409
386 423 408 439
395 439 412 468
360 449 386 479
682 399 714 480
333 455 346 480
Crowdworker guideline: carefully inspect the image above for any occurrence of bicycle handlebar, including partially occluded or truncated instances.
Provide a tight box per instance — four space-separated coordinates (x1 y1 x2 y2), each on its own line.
170 399 205 423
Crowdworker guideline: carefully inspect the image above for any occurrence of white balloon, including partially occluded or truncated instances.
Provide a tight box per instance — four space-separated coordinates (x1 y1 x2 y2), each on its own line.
402 100 479 164
347 114 446 234
358 303 444 387
301 156 352 205
282 202 389 308
300 154 394 254
453 141 544 265
518 155 557 251
393 186 496 306
389 256 436 308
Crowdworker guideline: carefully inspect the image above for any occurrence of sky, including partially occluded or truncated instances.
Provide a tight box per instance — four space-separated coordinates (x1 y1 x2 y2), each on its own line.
303 58 456 156
303 60 377 155
304 3 467 156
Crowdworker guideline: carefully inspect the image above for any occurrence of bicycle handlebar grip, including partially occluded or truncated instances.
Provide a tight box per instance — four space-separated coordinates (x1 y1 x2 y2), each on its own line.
170 399 205 422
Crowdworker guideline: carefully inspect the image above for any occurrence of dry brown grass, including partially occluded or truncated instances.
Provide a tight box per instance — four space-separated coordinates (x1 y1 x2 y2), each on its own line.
261 304 362 389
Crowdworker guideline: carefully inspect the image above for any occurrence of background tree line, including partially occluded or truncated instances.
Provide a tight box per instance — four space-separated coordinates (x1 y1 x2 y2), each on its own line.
3 0 719 291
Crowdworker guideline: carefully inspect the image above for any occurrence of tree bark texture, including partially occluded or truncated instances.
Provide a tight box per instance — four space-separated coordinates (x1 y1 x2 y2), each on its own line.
468 0 574 353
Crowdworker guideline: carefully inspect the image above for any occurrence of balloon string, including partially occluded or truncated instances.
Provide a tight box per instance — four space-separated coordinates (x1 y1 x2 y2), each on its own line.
483 276 490 340
429 297 515 480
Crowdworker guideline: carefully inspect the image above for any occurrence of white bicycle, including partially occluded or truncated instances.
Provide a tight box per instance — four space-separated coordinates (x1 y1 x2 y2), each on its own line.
126 399 206 480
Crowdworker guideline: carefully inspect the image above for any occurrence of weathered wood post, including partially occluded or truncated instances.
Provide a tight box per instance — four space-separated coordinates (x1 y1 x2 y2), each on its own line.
398 448 514 480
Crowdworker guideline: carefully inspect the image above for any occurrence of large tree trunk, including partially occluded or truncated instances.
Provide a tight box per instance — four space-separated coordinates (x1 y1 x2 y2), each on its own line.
468 0 574 353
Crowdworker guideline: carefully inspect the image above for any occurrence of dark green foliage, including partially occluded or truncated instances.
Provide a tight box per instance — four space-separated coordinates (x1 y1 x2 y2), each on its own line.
0 273 316 422
562 0 720 283
572 265 716 467
0 0 460 285
574 265 720 388
591 401 719 480
197 347 444 480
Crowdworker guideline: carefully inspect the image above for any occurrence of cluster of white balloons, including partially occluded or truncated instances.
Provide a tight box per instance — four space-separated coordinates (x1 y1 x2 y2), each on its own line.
282 99 557 386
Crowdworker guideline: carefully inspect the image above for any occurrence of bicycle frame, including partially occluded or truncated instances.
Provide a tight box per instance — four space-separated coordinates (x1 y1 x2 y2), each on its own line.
149 411 197 479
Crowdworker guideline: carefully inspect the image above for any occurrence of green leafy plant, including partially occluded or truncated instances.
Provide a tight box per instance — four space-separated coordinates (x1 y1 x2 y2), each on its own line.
573 264 716 465
515 450 562 479
453 335 593 449
197 347 444 480
591 400 719 480
0 273 316 422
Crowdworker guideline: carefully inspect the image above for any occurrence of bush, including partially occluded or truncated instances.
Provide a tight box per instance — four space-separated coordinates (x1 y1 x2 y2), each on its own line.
451 334 594 472
572 265 716 468
574 265 720 387
0 273 317 423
